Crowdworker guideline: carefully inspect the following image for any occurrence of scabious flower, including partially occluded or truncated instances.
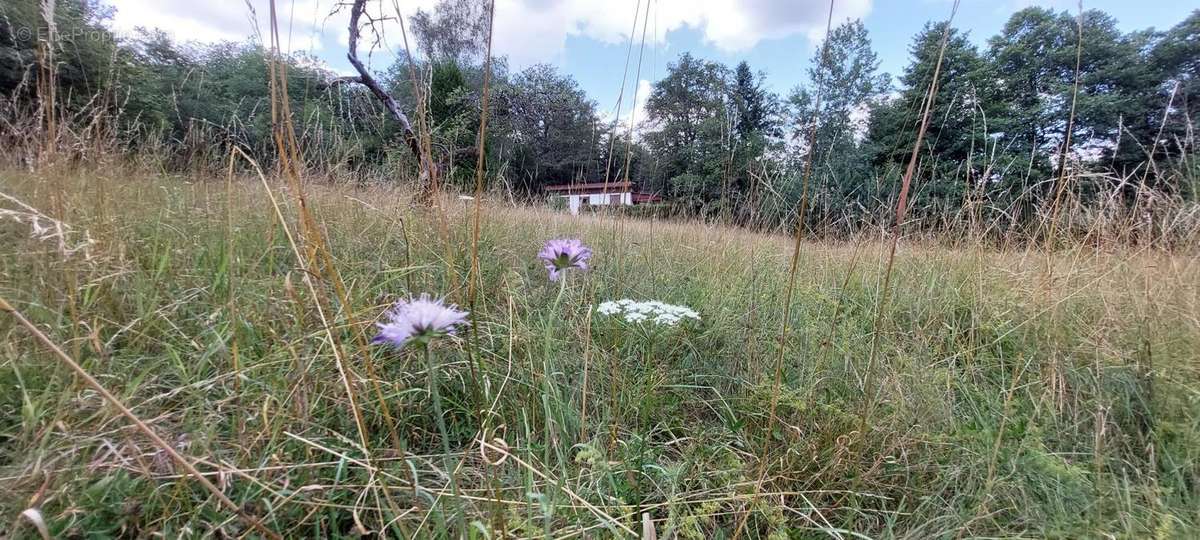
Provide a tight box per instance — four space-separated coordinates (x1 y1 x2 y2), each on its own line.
595 299 700 326
372 294 469 349
538 238 592 282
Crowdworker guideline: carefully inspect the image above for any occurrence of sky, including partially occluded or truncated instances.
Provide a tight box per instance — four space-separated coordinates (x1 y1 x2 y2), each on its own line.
102 0 1197 124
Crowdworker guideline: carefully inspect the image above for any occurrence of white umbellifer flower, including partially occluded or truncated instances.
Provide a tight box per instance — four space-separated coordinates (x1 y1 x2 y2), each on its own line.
594 299 700 326
597 302 621 315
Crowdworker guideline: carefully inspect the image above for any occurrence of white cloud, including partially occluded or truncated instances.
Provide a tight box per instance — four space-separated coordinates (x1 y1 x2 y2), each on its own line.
493 0 873 65
106 0 345 52
105 0 873 67
629 78 651 128
599 78 652 136
849 101 871 142
107 0 253 43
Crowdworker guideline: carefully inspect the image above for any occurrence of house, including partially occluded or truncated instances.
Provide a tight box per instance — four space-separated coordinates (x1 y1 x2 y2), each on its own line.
544 181 662 215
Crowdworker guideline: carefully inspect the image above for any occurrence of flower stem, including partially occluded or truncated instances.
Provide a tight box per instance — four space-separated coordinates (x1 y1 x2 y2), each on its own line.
424 343 464 531
553 271 569 308
544 271 568 448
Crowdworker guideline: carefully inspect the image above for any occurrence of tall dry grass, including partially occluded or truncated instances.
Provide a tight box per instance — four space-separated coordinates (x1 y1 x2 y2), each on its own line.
1 1 1199 538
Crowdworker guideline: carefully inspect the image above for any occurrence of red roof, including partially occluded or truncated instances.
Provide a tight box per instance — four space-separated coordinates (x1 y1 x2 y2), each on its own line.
544 181 632 193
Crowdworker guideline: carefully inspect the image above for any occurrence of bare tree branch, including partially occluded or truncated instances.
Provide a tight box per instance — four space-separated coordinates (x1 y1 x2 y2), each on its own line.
345 0 424 171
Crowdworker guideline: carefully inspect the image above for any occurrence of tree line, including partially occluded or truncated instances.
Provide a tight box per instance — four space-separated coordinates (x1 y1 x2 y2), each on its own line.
1 0 1197 237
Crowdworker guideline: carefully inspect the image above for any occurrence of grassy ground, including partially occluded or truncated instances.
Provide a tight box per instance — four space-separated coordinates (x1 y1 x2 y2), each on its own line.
1 167 1198 538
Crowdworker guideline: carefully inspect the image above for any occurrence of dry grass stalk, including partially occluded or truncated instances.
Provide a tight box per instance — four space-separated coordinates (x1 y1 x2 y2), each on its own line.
731 1 837 537
0 296 283 540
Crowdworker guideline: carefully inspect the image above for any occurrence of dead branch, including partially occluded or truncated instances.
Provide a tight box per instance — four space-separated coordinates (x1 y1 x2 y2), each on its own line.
344 0 428 184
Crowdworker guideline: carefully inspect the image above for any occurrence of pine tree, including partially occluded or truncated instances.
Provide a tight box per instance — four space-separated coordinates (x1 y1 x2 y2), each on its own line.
865 23 996 211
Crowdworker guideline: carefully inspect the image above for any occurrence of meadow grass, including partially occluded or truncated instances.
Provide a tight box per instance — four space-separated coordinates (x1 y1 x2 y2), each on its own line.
1 166 1198 538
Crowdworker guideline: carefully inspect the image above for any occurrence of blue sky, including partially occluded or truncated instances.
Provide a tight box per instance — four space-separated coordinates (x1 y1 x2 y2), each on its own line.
564 0 1195 122
106 0 1197 123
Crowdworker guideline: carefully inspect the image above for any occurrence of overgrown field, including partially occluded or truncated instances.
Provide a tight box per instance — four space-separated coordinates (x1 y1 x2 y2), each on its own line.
2 168 1198 538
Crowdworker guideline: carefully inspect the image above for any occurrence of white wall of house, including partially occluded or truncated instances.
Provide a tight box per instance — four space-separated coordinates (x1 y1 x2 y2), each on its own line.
561 192 632 215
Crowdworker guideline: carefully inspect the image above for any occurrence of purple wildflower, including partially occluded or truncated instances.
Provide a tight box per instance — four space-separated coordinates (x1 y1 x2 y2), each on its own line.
372 294 469 349
537 238 592 281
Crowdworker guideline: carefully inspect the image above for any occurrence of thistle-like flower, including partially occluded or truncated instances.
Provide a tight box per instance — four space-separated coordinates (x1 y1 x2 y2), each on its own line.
372 294 469 349
538 238 592 282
